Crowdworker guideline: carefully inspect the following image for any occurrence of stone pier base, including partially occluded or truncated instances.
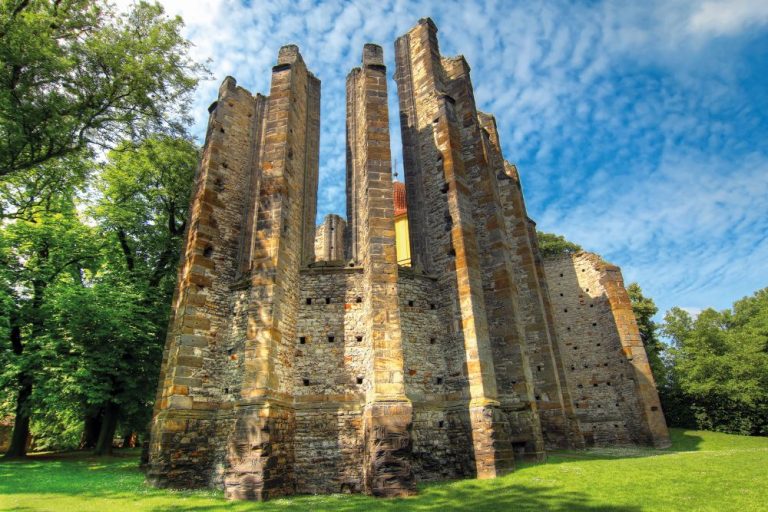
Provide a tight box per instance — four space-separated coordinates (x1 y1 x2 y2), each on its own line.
224 402 296 501
362 401 417 497
469 403 517 478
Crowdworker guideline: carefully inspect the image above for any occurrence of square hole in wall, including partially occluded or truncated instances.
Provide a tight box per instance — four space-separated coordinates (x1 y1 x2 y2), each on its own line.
306 298 312 305
430 338 436 345
438 420 445 428
436 377 443 385
408 300 414 307
356 296 362 303
328 336 335 343
430 303 436 310
356 335 363 342
227 348 233 356
224 387 229 394
299 337 306 345
303 378 310 386
325 297 331 304
356 376 363 385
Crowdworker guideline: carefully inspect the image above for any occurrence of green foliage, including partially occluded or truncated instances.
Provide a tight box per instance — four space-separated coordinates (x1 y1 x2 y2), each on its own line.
0 0 203 455
0 0 207 178
0 199 99 450
0 135 197 452
2 429 768 511
536 231 582 257
662 290 768 435
626 283 665 382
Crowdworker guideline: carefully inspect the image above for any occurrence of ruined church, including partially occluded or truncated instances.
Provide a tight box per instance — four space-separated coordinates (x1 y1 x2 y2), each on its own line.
147 18 670 500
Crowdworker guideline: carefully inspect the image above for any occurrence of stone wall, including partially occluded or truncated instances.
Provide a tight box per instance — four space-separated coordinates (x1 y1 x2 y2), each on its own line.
543 252 670 447
395 17 538 471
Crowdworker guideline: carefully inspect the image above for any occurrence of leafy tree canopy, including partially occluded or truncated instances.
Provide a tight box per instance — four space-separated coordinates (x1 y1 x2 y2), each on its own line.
662 289 768 435
0 0 208 179
536 231 582 257
627 282 665 382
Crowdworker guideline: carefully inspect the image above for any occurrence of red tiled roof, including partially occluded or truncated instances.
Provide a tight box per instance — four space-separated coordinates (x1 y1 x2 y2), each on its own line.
393 181 407 216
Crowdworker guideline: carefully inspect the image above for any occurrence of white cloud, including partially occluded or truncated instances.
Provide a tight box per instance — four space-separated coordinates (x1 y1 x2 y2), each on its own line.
689 0 768 35
126 0 768 317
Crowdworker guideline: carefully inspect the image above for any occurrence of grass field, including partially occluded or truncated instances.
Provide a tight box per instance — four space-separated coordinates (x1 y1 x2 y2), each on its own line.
1 428 767 511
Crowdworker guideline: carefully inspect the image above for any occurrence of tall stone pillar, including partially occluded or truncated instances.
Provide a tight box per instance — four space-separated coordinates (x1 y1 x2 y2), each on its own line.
394 19 517 477
477 113 583 450
147 76 270 489
347 44 416 497
223 45 320 500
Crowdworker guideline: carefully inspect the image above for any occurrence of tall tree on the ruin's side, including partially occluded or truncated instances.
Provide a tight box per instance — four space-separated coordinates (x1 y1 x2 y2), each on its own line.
0 197 98 458
536 231 582 257
0 0 205 457
85 135 197 454
0 0 207 180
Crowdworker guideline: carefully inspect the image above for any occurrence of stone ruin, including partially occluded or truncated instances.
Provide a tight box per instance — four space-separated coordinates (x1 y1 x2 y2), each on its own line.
146 18 670 500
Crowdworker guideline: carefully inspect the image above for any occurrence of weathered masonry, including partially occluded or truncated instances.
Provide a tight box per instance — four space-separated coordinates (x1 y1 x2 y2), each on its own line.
147 18 669 501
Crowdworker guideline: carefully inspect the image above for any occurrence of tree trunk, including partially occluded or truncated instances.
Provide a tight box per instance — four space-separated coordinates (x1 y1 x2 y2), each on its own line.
4 374 31 458
122 431 136 448
80 409 103 450
4 324 31 459
94 402 119 456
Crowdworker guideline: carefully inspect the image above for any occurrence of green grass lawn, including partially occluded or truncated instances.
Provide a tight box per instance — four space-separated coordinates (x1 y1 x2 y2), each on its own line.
1 429 767 511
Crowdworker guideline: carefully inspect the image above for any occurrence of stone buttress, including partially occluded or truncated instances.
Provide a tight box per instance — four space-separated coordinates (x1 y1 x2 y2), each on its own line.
476 113 584 450
346 44 417 496
394 18 521 474
147 45 321 500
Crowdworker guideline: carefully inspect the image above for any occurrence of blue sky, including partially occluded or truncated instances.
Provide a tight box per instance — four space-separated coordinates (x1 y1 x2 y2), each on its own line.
121 0 768 319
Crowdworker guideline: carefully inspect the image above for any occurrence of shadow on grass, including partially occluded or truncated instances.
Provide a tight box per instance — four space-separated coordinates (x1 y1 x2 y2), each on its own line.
143 482 643 512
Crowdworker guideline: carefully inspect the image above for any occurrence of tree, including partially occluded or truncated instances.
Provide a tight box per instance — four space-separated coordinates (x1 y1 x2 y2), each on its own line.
626 283 665 381
0 135 197 457
82 135 197 454
536 231 582 257
662 290 768 435
0 0 207 178
0 198 98 457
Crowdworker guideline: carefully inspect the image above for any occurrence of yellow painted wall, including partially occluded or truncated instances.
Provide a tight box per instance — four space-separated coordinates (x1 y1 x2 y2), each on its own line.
395 214 411 266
